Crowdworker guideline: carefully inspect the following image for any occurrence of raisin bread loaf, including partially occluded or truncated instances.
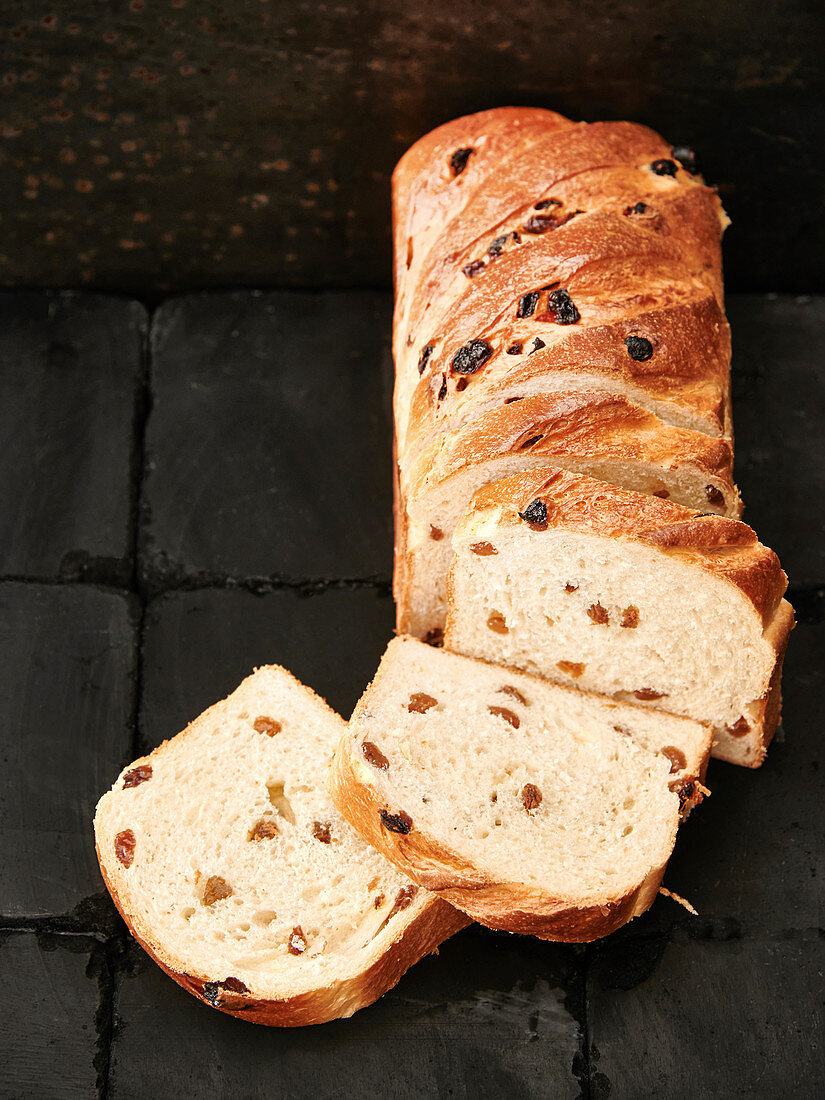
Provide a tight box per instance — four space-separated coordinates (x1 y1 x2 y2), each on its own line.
445 467 794 768
330 637 713 942
94 666 468 1026
391 107 732 636
398 389 741 638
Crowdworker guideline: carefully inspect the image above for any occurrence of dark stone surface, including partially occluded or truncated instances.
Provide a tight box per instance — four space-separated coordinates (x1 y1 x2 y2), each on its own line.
588 934 825 1097
0 931 104 1098
657 609 824 936
730 295 825 587
141 292 393 588
139 585 395 749
0 292 145 583
0 2 821 294
109 927 582 1099
0 583 137 919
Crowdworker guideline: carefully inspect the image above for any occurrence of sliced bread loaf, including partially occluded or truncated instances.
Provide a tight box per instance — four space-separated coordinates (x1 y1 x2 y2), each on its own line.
330 637 713 942
94 665 469 1026
445 467 794 767
398 389 740 638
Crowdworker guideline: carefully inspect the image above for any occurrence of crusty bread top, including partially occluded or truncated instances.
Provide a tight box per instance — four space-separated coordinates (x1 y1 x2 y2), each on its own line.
455 467 787 628
94 665 463 1019
392 107 730 457
403 388 738 510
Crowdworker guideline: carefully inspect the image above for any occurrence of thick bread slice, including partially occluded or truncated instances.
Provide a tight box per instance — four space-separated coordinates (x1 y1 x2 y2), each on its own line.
445 468 794 768
330 638 713 943
94 666 469 1026
398 389 741 638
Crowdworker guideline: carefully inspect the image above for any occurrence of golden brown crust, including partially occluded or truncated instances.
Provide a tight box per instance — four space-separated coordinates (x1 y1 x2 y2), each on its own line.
98 841 468 1026
330 724 673 944
404 389 739 513
460 466 787 628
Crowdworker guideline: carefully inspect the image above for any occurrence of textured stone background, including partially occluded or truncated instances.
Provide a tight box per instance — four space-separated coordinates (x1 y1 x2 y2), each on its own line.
0 0 822 293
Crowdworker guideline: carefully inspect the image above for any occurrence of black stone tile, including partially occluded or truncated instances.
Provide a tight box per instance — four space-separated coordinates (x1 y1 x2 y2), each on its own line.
0 292 146 583
0 583 137 919
653 609 824 936
588 934 825 1097
110 926 582 1099
141 292 394 589
730 294 825 586
139 585 395 750
0 931 103 1098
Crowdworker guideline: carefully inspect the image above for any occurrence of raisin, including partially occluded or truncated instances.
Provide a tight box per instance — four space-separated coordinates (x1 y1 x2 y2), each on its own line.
424 627 444 647
523 210 571 233
519 435 544 450
621 606 640 628
387 884 417 918
288 926 307 955
726 716 751 738
408 692 438 713
122 765 152 789
564 582 578 592
587 603 609 625
534 197 562 209
362 741 390 769
470 541 497 555
248 818 279 841
417 344 434 375
437 374 447 401
661 746 687 774
506 342 523 355
202 876 233 906
653 489 671 498
517 291 539 318
462 259 486 277
487 611 509 634
373 894 385 909
669 778 696 811
634 688 667 701
650 158 677 177
254 716 281 736
625 335 654 361
518 499 548 528
557 660 585 678
455 376 469 392
529 337 546 354
312 821 332 843
705 485 725 507
203 977 249 1003
380 809 413 834
115 829 136 868
499 684 528 706
450 147 473 176
488 705 519 728
545 288 580 325
671 145 698 174
451 339 493 374
624 201 648 215
488 234 509 257
521 783 543 811
430 525 444 540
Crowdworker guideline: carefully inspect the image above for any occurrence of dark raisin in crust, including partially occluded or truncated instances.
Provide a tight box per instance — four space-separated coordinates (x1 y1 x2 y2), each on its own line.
671 145 698 174
417 344 434 375
462 259 485 277
625 335 654 361
650 158 678 177
624 201 648 215
451 339 493 374
450 147 473 176
518 499 548 526
517 291 539 318
506 342 523 355
529 337 546 354
380 809 413 835
545 288 580 325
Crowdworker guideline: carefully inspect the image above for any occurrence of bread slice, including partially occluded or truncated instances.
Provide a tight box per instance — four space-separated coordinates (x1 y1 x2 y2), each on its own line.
94 666 469 1026
331 638 712 942
445 467 794 768
397 389 740 638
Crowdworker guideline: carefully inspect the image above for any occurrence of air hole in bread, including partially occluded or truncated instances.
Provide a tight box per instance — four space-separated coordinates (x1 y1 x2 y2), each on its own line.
181 907 195 921
267 782 296 824
253 910 277 925
370 886 419 941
